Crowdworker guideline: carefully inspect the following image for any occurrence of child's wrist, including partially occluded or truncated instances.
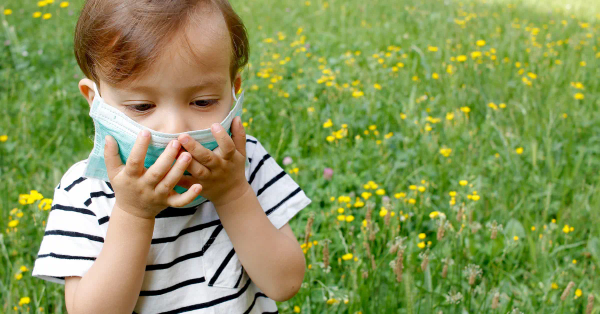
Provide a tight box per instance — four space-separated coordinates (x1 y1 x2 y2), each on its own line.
211 181 253 209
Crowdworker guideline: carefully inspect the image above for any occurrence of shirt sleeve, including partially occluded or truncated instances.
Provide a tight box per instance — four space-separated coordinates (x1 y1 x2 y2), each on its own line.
32 164 105 285
245 136 312 229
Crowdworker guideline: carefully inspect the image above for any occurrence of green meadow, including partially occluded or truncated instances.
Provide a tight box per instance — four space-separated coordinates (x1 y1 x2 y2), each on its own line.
1 0 599 312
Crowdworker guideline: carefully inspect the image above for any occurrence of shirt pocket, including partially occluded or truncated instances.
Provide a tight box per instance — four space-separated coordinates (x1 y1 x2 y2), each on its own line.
202 226 248 289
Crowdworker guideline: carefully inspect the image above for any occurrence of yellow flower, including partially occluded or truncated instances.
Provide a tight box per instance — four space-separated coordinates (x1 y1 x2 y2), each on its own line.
361 192 372 200
409 185 417 190
375 189 385 195
417 186 426 192
476 39 486 46
39 198 52 210
574 93 584 100
432 73 439 80
8 220 19 228
395 192 406 199
326 136 335 142
457 55 467 62
428 46 438 52
562 224 570 234
294 305 301 313
573 259 577 264
323 118 333 128
342 253 353 260
459 180 468 186
516 147 524 154
449 191 457 197
472 194 480 201
19 297 30 306
418 233 426 239
352 90 364 98
326 298 338 305
60 2 69 8
379 208 388 217
580 61 586 67
429 211 439 219
527 72 537 79
513 236 519 241
575 289 582 298
345 215 355 222
43 13 52 19
15 273 23 280
373 83 382 90
4 9 13 15
20 265 29 272
337 215 345 221
408 198 416 204
531 226 536 231
417 242 426 249
551 283 558 289
460 106 471 113
0 135 7 142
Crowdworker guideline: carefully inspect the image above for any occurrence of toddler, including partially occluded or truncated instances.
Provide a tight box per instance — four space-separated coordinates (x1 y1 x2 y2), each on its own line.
31 0 311 313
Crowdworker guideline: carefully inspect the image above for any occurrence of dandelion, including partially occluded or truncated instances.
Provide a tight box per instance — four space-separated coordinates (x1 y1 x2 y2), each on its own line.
8 220 19 228
42 13 52 19
0 135 7 142
293 305 301 313
4 9 12 15
476 39 486 46
574 93 584 100
575 289 582 299
323 119 333 128
19 297 30 306
516 147 523 154
432 73 439 79
428 46 438 52
417 241 425 249
352 90 364 98
459 180 468 186
60 1 69 8
342 253 353 261
373 83 382 90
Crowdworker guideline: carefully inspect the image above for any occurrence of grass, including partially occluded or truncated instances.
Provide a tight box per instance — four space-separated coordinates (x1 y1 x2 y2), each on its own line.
1 0 600 312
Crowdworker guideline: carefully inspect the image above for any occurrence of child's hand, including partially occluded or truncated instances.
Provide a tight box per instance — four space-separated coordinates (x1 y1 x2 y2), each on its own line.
176 116 251 207
104 130 202 220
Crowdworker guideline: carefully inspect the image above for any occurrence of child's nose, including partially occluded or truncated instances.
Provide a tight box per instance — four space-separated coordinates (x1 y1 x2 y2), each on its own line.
159 110 196 134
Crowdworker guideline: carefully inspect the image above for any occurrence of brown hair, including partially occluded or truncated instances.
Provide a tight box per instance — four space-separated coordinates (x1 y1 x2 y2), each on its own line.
74 0 249 87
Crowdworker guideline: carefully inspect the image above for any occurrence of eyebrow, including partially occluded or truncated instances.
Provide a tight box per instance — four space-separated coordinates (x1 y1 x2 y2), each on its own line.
126 77 228 94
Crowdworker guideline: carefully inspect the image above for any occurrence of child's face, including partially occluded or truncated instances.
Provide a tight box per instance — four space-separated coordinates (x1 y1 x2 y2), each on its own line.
78 8 242 134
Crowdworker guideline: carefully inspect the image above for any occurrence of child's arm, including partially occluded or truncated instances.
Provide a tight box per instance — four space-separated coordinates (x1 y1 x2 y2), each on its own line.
66 130 200 313
214 185 306 302
66 205 155 314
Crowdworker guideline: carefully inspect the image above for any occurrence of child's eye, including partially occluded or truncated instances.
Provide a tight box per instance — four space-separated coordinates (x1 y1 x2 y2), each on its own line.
129 104 154 112
192 99 218 107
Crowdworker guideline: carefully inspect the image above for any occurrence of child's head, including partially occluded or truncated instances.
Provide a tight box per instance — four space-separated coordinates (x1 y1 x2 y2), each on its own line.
75 0 249 133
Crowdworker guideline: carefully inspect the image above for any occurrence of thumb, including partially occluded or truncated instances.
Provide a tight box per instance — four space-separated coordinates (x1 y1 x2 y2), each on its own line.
103 135 123 180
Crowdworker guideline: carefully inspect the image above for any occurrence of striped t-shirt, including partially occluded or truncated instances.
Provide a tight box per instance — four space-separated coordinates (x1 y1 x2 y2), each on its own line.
32 135 311 313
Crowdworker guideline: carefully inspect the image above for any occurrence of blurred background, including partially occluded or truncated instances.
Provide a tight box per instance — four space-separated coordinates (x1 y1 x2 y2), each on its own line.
1 0 599 312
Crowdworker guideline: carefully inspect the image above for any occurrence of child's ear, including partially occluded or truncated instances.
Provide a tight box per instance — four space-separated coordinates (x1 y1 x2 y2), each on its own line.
78 78 96 108
233 73 242 95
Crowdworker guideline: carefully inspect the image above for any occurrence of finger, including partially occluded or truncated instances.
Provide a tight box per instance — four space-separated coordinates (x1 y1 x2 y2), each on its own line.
155 152 192 196
186 158 211 179
103 135 123 181
125 130 151 177
211 123 236 160
178 134 218 168
231 116 247 158
167 183 202 208
144 140 181 187
175 175 198 189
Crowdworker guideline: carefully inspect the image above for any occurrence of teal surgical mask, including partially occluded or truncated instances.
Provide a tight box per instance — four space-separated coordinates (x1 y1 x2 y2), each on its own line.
83 82 245 208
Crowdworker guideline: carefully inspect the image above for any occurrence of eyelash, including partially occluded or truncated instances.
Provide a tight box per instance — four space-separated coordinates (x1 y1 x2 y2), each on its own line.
128 100 218 112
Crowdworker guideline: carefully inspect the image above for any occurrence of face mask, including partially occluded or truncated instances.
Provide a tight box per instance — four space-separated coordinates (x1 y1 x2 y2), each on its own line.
83 82 245 208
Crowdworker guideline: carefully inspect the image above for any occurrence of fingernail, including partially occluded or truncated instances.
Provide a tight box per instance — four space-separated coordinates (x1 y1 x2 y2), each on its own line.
180 136 189 145
104 135 110 145
180 154 190 162
172 140 179 148
212 123 222 133
141 130 150 137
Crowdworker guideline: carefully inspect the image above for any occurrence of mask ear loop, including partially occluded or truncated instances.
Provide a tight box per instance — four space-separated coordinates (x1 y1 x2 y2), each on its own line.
232 86 238 102
92 82 101 100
